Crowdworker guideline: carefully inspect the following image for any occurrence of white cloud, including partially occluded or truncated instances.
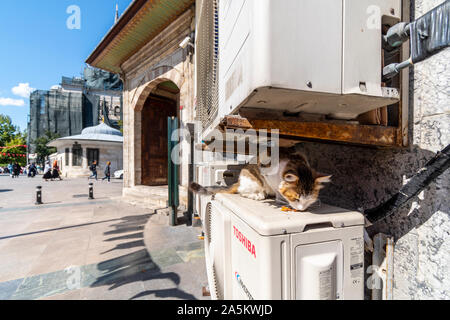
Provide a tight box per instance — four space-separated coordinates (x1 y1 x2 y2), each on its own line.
12 83 35 98
0 97 25 107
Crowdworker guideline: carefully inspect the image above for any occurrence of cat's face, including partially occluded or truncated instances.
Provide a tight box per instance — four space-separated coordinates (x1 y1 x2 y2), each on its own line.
278 170 331 212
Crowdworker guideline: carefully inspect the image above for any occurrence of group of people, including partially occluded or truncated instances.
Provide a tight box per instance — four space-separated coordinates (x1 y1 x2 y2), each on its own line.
88 161 112 182
43 160 62 181
7 163 22 178
4 159 113 182
3 163 36 177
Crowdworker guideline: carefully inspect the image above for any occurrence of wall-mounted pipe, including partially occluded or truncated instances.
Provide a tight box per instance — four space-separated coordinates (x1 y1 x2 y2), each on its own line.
382 1 449 80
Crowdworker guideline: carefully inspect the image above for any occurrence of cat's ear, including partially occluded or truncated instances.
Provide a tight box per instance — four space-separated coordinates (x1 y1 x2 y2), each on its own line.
314 171 332 184
316 175 332 184
283 172 299 183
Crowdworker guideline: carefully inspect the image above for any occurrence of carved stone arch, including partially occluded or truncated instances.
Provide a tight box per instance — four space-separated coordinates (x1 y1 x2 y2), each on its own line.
133 67 184 112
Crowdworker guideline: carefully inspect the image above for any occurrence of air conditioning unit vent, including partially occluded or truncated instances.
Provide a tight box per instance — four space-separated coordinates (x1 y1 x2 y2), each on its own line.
205 202 213 245
196 0 219 131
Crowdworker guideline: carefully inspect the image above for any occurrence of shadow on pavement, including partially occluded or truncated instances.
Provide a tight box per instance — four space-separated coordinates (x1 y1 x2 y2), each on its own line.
89 213 197 300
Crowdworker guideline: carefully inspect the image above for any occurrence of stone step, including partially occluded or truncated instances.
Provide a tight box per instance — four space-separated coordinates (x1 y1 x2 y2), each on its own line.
122 186 169 208
122 195 168 208
150 206 190 226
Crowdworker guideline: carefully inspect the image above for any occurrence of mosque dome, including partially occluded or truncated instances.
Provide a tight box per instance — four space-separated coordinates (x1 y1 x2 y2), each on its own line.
81 122 122 137
48 122 123 147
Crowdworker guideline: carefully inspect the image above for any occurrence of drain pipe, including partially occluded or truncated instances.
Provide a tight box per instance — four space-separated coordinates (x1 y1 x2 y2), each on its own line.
371 234 395 300
168 117 180 226
187 123 195 226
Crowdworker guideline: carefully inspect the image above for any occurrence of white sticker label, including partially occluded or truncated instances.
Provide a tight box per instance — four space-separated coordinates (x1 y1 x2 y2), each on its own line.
350 237 364 279
319 268 333 300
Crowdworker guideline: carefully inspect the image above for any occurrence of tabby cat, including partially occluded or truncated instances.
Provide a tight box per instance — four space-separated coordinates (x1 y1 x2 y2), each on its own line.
190 148 331 211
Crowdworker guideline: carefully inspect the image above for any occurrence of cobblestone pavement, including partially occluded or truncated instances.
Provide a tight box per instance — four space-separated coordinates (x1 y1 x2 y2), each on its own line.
0 175 207 300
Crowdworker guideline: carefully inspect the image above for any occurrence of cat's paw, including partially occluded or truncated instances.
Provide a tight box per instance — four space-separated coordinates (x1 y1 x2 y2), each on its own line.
243 193 266 201
254 193 267 201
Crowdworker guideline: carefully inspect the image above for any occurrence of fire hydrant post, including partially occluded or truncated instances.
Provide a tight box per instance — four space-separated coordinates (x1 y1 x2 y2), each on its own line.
89 183 94 200
35 186 43 205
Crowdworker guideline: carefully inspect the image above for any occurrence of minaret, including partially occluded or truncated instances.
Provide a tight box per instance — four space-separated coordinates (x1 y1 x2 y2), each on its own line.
114 4 119 24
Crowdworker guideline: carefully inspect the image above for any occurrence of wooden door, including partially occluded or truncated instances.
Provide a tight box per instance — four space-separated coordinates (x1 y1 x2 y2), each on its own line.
141 95 177 186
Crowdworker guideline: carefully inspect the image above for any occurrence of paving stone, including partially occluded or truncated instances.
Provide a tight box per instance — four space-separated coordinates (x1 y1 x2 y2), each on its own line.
10 270 73 300
40 289 82 300
0 177 207 300
0 278 24 300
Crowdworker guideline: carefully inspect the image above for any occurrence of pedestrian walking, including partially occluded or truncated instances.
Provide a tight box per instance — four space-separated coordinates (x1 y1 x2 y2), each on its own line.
8 163 13 178
102 161 111 182
28 163 37 178
13 162 21 178
88 161 98 181
43 160 53 181
51 160 63 181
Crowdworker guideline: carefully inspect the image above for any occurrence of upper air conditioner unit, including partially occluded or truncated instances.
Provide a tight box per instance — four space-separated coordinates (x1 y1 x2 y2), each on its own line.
196 0 404 135
203 193 365 300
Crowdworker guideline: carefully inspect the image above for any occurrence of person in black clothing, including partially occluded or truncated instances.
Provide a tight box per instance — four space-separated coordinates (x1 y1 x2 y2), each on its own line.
88 161 98 180
51 160 63 181
43 160 53 181
102 161 111 182
12 162 21 178
28 163 37 178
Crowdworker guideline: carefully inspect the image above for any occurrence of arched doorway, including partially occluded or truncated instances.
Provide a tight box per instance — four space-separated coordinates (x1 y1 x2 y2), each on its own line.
141 81 180 186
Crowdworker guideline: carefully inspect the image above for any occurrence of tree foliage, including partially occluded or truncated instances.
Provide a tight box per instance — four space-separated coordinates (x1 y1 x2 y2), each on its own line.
0 114 17 146
33 131 60 165
0 114 27 166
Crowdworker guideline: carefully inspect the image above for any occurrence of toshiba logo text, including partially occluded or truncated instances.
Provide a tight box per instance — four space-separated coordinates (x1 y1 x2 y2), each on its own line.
233 226 256 258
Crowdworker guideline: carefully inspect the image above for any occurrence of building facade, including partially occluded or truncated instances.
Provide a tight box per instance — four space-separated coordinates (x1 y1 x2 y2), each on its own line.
48 123 123 178
296 0 450 300
28 68 123 154
86 0 449 299
86 0 195 205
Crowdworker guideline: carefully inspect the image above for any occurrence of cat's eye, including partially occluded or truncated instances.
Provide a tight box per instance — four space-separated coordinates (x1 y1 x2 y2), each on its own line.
284 174 299 182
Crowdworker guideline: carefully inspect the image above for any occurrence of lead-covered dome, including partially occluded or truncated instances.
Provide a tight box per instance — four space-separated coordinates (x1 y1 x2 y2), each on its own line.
48 122 123 147
81 122 122 137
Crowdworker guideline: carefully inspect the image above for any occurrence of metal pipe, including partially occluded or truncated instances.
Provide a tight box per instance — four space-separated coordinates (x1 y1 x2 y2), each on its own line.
168 117 179 226
383 22 410 51
187 123 195 226
382 57 413 81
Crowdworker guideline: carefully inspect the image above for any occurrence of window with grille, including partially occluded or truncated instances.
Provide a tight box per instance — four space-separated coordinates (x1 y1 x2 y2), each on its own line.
65 148 69 166
72 143 83 167
87 148 99 166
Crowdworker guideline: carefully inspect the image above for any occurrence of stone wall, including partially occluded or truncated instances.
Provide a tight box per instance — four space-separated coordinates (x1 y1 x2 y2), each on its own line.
121 8 195 200
296 0 449 300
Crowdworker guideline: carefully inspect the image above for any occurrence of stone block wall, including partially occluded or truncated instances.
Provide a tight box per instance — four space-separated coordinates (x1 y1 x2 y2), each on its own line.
297 0 449 299
121 9 195 197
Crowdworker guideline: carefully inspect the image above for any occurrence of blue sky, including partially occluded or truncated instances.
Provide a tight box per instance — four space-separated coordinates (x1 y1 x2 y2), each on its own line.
0 0 132 131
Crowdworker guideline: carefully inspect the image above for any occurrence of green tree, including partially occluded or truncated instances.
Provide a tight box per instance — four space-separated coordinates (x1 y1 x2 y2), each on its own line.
33 131 60 166
0 114 17 146
1 137 27 166
0 114 27 166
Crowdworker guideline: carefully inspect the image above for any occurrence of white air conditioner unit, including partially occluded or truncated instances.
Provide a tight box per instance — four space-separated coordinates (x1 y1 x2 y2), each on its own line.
196 0 404 135
203 193 365 300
